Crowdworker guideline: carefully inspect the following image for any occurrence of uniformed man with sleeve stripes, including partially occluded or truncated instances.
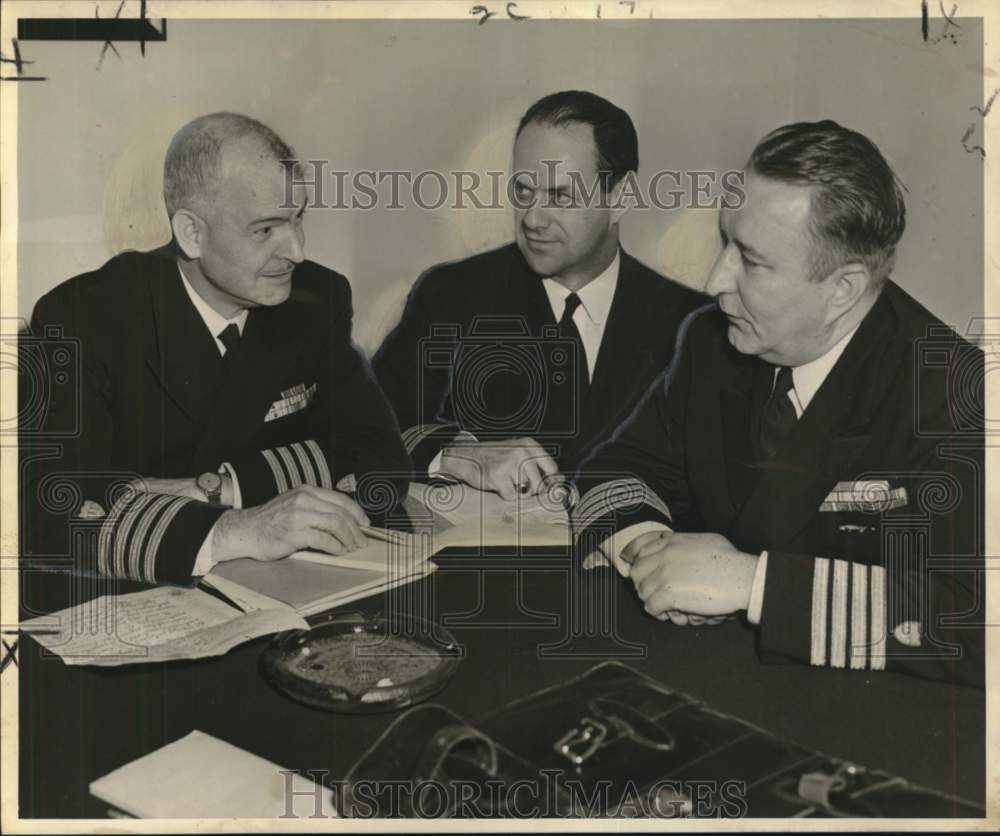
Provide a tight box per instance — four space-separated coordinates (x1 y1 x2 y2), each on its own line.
572 120 983 687
21 113 410 595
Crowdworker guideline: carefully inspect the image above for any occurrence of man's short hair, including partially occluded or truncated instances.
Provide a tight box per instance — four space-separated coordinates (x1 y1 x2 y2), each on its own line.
163 112 297 218
516 90 639 189
748 120 906 285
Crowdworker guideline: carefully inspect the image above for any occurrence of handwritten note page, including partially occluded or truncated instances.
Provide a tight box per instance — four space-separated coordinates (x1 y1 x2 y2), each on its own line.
23 586 307 666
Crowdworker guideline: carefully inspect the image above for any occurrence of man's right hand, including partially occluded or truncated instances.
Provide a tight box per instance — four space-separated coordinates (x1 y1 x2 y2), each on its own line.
438 437 559 500
210 485 370 564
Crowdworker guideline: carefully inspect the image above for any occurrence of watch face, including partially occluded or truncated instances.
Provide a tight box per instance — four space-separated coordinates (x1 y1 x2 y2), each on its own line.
196 472 222 493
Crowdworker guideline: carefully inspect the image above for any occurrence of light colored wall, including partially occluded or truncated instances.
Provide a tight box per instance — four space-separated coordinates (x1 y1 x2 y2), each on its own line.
790 19 984 337
17 18 982 353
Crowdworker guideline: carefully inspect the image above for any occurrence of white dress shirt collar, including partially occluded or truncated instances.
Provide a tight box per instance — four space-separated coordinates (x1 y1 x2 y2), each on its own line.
787 324 861 415
177 266 248 356
541 250 620 326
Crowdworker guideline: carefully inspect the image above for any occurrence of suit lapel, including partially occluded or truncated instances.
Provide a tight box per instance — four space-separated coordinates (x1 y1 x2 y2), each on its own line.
502 246 556 329
582 252 656 438
728 292 898 550
720 356 771 511
194 301 299 462
145 251 225 423
141 251 313 465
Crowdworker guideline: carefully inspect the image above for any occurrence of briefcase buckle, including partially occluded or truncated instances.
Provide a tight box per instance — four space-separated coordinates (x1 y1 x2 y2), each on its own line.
554 718 607 766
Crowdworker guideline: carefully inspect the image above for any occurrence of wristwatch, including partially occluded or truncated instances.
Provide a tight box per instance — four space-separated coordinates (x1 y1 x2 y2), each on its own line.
195 471 223 504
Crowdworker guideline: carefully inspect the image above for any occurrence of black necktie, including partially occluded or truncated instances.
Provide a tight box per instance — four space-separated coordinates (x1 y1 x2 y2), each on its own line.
758 366 797 460
218 323 241 358
559 293 590 398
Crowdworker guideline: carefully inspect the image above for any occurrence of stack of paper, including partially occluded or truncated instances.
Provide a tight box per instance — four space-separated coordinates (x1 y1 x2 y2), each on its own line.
204 530 438 617
90 730 337 818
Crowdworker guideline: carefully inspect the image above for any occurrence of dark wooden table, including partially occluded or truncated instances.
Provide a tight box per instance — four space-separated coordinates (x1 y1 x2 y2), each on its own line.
18 550 984 818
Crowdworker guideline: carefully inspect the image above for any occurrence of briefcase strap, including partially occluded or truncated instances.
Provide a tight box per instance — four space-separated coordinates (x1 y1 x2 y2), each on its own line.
412 723 498 784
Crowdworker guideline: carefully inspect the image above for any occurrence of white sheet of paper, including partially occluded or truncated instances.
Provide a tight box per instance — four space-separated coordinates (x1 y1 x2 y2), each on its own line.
23 587 308 666
206 555 438 617
289 527 436 572
197 572 296 614
90 730 337 819
408 482 570 547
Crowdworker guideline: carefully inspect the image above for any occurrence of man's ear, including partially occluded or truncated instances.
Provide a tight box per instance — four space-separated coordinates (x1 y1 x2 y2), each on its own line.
607 171 638 224
827 261 872 319
170 209 204 260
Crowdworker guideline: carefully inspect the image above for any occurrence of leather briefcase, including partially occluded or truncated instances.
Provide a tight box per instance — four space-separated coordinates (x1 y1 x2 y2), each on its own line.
341 661 983 818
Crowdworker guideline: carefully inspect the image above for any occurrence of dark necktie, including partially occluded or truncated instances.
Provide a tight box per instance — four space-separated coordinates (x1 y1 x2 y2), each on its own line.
217 323 241 358
559 293 590 398
546 292 590 462
758 366 797 460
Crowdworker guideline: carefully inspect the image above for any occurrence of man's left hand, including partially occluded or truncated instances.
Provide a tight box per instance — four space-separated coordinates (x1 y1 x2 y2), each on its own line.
629 532 759 621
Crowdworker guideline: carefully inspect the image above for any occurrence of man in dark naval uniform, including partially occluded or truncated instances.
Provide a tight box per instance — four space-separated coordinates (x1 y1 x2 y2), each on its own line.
21 112 410 595
573 120 983 687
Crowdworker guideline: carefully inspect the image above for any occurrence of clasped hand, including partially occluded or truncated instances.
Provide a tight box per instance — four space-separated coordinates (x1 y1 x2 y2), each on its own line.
613 530 759 626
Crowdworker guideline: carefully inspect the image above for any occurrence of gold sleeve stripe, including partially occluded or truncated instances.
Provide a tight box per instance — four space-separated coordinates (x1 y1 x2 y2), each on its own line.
97 492 194 582
127 494 176 581
262 449 289 494
142 495 191 583
829 559 850 669
400 423 450 453
812 557 889 672
850 562 870 670
97 496 121 577
290 442 317 488
276 446 303 489
305 439 333 489
810 557 830 666
869 565 887 671
112 492 155 580
572 478 671 533
262 442 333 494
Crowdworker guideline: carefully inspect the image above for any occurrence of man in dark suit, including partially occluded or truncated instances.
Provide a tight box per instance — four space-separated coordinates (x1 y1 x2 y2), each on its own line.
373 91 707 499
21 113 410 591
573 120 983 687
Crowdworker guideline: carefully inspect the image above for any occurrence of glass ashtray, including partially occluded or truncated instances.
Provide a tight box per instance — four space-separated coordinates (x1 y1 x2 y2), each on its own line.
259 611 462 713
